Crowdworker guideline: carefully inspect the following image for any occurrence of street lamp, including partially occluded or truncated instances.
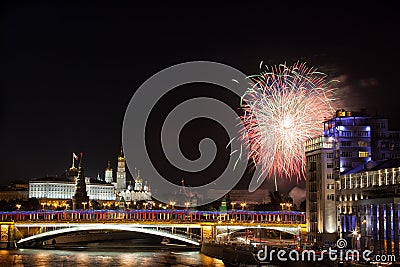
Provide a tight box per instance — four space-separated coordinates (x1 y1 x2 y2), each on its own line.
41 202 46 210
82 202 87 210
240 202 246 210
297 225 302 246
231 202 236 210
185 201 190 210
16 204 21 211
352 229 358 250
143 202 148 210
169 201 175 210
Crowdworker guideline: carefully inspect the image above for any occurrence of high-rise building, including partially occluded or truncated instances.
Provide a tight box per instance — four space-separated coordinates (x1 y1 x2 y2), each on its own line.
305 109 372 245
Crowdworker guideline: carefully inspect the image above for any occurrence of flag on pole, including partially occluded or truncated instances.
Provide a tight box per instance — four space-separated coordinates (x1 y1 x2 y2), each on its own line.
73 153 78 160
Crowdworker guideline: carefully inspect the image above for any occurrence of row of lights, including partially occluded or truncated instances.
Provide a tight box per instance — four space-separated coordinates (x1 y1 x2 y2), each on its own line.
280 202 293 211
40 202 70 210
230 202 247 210
24 200 253 211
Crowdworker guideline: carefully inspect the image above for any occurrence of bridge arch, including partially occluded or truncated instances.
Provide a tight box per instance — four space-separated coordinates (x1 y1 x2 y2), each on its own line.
17 224 200 247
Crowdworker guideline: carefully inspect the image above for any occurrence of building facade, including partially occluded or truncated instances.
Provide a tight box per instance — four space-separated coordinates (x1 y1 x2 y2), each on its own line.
0 183 29 201
118 175 152 203
338 158 400 257
305 109 372 244
29 177 115 202
116 147 126 190
28 149 152 207
370 118 400 161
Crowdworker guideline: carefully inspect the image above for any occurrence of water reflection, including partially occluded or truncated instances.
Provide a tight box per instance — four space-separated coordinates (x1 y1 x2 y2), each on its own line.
0 249 225 267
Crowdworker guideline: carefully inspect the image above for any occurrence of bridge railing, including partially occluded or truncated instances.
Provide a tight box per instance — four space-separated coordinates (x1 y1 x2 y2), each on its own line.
0 210 305 224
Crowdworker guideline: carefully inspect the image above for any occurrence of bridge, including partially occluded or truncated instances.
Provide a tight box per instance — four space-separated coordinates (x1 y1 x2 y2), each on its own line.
0 209 306 248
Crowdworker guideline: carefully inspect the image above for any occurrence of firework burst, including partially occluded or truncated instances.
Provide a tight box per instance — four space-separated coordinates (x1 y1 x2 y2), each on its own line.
241 62 338 181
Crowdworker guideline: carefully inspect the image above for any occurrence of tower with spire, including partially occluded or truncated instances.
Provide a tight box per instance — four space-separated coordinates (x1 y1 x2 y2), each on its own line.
72 154 89 210
134 170 143 191
105 160 113 183
117 147 126 190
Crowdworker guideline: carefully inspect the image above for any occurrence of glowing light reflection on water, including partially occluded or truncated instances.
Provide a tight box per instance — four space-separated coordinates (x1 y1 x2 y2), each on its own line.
0 249 225 267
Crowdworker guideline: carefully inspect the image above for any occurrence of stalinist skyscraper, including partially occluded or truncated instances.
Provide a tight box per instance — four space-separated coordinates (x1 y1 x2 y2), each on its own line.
116 147 126 190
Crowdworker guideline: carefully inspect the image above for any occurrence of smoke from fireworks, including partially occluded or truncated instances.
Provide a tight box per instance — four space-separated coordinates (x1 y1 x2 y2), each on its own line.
241 62 338 181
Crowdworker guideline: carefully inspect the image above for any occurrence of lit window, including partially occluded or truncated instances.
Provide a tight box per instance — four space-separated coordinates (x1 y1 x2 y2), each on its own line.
327 194 335 201
341 151 352 157
342 162 351 168
341 141 352 147
359 151 369 158
358 141 368 147
341 131 351 137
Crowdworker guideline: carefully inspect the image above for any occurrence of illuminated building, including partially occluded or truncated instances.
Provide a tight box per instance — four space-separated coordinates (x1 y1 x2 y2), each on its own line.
116 147 126 190
306 109 371 244
370 117 400 161
0 183 29 201
338 158 400 257
29 177 115 203
118 173 152 203
29 154 115 204
27 149 152 208
105 160 113 184
108 148 152 204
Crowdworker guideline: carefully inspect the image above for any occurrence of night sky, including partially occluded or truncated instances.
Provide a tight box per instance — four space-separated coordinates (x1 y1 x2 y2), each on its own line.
1 2 399 195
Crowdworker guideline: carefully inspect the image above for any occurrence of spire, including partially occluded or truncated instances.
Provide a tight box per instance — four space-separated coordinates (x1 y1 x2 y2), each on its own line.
70 153 77 170
180 178 186 195
106 160 112 170
118 146 124 160
71 153 75 169
72 152 89 210
135 170 142 181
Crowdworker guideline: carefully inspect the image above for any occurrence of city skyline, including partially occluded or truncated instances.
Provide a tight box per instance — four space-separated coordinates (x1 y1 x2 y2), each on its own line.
2 2 399 195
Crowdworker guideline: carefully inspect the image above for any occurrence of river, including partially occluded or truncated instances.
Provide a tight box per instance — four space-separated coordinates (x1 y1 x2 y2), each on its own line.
0 248 225 267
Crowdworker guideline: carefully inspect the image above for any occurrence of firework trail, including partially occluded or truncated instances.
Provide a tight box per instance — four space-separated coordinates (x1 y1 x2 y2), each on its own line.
241 62 338 182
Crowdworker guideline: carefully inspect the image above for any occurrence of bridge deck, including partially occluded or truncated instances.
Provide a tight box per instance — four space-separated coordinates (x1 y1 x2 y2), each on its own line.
1 209 306 225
